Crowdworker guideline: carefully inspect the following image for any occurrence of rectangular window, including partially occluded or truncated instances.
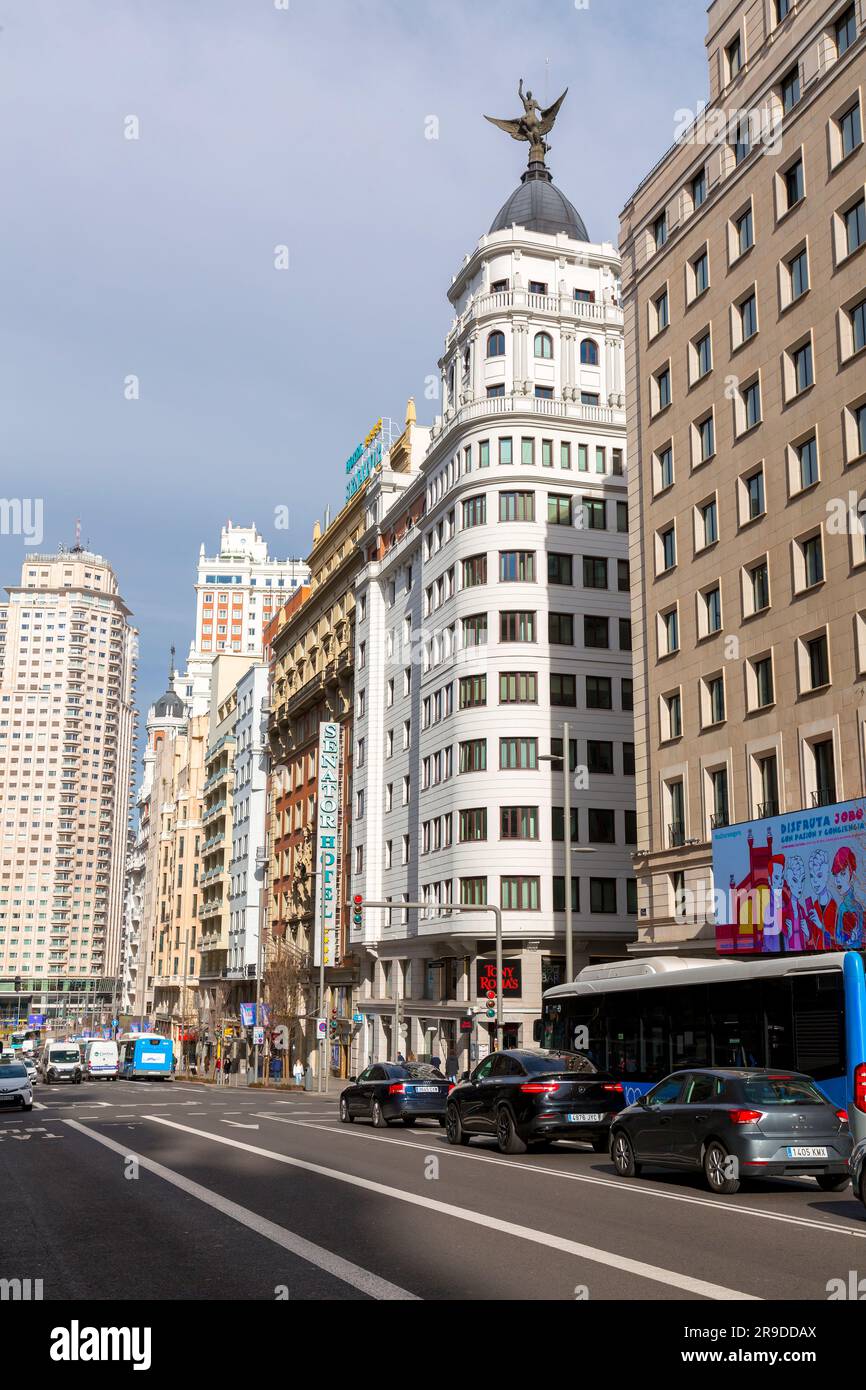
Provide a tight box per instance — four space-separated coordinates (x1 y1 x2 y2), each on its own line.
582 556 607 589
521 437 534 466
460 808 487 842
462 553 487 587
499 437 513 465
459 739 487 773
548 552 573 585
550 673 577 706
590 878 617 913
500 806 539 840
460 876 488 906
785 158 804 210
501 876 540 911
463 495 486 528
846 197 866 255
499 671 537 704
499 550 535 582
548 612 574 645
584 615 609 648
500 610 536 642
781 65 800 113
586 675 612 710
583 499 606 530
736 206 753 256
547 494 572 525
499 491 535 522
459 674 487 708
837 4 856 55
499 737 538 770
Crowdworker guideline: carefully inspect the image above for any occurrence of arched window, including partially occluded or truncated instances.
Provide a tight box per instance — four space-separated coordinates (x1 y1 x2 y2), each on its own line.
534 332 553 359
580 338 599 365
487 330 505 358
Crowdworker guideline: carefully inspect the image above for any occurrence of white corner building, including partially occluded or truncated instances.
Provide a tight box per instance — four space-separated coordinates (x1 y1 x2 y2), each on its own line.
349 147 637 1067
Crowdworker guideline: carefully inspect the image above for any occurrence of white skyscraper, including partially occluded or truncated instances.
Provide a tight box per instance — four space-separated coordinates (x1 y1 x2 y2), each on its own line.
0 543 137 1025
178 523 309 715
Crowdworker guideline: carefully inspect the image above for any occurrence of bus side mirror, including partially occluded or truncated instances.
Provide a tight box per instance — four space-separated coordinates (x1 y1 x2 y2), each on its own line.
532 1019 542 1043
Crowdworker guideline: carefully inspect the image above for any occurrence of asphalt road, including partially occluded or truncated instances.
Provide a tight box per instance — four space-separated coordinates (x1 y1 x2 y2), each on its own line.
3 1077 866 1301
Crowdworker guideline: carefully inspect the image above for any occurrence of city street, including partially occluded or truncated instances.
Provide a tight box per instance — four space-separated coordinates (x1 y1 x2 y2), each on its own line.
3 1078 865 1302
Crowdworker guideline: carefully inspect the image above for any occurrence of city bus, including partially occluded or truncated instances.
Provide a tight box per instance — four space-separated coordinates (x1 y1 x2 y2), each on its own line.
117 1034 173 1080
539 950 866 1140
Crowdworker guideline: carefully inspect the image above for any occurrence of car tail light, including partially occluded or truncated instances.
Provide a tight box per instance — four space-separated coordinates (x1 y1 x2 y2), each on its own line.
519 1082 560 1093
854 1064 866 1114
447 1083 455 1092
729 1109 763 1125
603 1083 624 1093
387 1083 405 1095
836 1109 849 1125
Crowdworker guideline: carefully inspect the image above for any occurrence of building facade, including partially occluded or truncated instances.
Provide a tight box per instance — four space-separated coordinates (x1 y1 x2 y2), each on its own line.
227 662 270 990
350 150 636 1068
620 0 866 951
0 544 137 1026
267 478 375 1078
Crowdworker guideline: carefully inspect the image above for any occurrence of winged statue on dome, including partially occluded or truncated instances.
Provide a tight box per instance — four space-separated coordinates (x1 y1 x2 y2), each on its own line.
484 80 569 165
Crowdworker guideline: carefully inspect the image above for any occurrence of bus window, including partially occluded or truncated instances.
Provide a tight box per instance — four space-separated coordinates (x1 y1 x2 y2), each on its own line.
763 976 794 1071
709 980 762 1068
640 996 669 1079
604 993 641 1075
668 984 710 1071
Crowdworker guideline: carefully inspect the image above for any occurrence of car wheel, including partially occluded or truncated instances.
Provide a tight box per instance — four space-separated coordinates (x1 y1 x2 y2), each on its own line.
611 1129 641 1177
402 1117 417 1126
859 1169 866 1207
591 1137 609 1153
815 1174 849 1192
339 1098 354 1124
372 1100 390 1129
703 1140 740 1195
445 1103 470 1146
496 1107 527 1155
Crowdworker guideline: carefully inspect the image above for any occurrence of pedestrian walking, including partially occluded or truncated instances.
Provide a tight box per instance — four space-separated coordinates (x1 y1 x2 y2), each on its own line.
445 1052 459 1083
431 1054 442 1071
223 1054 233 1086
293 1058 304 1088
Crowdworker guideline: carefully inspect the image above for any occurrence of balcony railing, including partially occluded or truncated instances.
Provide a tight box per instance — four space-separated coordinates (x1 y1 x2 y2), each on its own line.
668 821 686 848
710 811 729 830
812 786 837 807
757 799 779 818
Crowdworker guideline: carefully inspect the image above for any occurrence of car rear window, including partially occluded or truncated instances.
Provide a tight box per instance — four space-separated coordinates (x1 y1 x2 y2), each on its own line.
739 1076 825 1106
521 1051 599 1076
393 1064 445 1080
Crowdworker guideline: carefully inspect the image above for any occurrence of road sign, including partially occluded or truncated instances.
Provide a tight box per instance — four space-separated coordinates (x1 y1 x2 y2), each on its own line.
316 1018 327 1039
352 1012 363 1023
253 1026 265 1046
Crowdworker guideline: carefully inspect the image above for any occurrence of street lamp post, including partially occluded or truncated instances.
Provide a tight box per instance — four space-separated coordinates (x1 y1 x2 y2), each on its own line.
540 719 574 982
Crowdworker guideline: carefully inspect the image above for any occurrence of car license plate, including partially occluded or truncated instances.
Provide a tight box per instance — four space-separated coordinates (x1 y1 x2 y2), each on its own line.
785 1146 828 1159
567 1112 604 1123
414 1086 439 1094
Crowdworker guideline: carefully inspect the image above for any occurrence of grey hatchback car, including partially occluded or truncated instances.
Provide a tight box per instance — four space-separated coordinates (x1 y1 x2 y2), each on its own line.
610 1068 852 1195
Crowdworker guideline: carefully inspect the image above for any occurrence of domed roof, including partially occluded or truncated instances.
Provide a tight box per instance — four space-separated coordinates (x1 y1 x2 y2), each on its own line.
490 167 589 241
153 688 184 719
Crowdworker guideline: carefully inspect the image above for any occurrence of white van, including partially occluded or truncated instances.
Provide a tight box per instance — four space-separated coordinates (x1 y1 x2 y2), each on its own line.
83 1039 119 1080
40 1042 83 1085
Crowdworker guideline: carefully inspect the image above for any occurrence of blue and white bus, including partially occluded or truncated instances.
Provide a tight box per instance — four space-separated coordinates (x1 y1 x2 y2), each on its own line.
539 950 866 1139
117 1033 174 1080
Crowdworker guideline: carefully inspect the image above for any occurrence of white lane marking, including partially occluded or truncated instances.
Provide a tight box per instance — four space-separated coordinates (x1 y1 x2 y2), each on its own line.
259 1114 866 1242
62 1119 418 1301
142 1114 758 1300
32 1101 47 1111
222 1121 260 1130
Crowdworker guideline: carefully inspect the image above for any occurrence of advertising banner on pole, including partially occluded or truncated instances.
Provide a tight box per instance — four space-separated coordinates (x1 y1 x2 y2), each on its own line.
313 721 341 968
713 798 866 953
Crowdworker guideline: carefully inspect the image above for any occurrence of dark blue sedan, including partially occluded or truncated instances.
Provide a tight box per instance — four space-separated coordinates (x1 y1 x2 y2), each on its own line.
340 1062 452 1127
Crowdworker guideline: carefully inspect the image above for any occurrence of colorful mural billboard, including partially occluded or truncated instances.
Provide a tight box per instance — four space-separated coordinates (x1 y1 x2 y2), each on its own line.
713 799 866 954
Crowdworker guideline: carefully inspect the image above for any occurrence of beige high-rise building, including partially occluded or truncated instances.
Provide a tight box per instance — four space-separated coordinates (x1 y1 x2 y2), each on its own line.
620 0 865 952
0 544 137 1023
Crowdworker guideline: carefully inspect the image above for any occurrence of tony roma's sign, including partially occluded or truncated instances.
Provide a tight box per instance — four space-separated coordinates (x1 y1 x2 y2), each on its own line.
313 721 341 968
476 959 522 998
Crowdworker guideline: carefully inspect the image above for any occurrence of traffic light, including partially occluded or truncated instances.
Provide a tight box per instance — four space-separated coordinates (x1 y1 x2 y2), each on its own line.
485 989 496 1020
13 976 21 993
352 894 363 930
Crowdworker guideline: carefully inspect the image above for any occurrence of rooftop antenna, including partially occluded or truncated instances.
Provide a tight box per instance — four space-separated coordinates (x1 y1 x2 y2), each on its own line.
72 518 83 554
169 644 176 682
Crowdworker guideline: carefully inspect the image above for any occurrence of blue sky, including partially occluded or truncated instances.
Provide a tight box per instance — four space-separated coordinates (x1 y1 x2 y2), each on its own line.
0 0 709 719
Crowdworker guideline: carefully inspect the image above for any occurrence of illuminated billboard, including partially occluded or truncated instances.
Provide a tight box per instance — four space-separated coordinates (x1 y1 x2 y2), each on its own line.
713 798 866 954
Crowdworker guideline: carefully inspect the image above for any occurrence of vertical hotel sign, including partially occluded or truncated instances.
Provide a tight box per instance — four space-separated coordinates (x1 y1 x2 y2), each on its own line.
313 721 341 968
